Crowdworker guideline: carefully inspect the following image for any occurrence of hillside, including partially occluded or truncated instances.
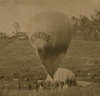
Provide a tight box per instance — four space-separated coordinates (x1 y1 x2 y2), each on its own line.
0 38 46 80
67 39 100 58
0 38 100 81
61 40 100 79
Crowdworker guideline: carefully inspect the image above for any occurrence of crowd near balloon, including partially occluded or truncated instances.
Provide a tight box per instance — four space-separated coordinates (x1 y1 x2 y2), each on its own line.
12 68 76 91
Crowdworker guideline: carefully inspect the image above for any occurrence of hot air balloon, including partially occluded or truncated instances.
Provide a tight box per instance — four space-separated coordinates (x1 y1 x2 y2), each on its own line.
27 11 72 78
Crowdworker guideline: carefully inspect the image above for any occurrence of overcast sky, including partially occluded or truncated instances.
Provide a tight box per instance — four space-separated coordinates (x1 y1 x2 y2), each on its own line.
0 0 100 34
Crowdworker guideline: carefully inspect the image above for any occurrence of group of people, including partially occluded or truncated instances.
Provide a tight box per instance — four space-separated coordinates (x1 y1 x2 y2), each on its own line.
15 68 76 90
31 68 77 91
32 79 76 91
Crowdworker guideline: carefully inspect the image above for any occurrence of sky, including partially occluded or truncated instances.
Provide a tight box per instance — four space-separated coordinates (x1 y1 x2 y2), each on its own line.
0 0 100 34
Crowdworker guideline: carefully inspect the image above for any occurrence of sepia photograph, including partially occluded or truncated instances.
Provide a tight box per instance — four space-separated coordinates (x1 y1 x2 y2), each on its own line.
0 0 100 96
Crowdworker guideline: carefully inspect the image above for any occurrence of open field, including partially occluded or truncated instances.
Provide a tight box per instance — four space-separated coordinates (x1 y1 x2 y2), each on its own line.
0 38 100 96
0 38 46 80
0 39 100 77
0 86 100 96
0 38 100 80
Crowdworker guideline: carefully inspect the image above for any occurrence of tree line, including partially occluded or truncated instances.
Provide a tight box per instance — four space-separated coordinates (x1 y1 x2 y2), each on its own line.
1 10 100 41
72 9 100 41
0 22 28 39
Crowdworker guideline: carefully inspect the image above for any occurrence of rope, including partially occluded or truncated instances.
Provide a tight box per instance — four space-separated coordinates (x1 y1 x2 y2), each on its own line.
29 37 48 75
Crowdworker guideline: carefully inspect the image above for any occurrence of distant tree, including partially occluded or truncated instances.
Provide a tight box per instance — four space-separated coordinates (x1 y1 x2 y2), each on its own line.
78 15 91 32
71 11 100 40
91 9 100 31
90 9 100 40
71 16 80 38
13 22 20 33
71 15 91 40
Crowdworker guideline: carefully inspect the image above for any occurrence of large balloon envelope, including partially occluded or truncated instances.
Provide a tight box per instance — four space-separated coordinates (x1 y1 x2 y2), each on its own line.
28 11 72 78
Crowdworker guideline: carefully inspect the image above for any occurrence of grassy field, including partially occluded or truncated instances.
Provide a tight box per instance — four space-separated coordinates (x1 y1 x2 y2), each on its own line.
0 38 100 80
0 86 100 96
0 38 100 96
0 38 100 73
0 38 46 80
